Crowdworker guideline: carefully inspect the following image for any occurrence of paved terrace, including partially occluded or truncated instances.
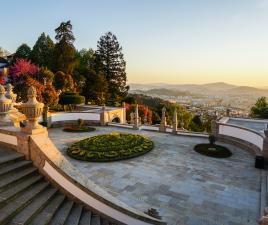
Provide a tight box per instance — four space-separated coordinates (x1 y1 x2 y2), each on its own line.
49 127 261 225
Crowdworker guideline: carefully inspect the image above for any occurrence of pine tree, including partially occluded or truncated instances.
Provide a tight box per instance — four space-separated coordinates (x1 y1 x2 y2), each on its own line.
96 32 129 104
53 21 77 74
13 44 31 62
31 33 54 69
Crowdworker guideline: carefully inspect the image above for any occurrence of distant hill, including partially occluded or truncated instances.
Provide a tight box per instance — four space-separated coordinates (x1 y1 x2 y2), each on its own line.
129 82 268 97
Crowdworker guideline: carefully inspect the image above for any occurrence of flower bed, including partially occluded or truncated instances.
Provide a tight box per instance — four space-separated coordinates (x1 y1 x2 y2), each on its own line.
194 144 232 158
67 132 154 162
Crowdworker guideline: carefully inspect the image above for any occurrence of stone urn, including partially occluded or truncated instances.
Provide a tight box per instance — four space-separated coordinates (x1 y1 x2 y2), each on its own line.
5 84 18 112
0 84 12 124
21 86 44 133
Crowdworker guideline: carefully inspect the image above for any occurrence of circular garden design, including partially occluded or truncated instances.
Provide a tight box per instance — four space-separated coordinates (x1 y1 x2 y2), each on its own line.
67 132 154 162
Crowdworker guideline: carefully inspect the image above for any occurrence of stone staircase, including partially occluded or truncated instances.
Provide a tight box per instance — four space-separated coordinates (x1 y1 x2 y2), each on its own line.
0 147 117 225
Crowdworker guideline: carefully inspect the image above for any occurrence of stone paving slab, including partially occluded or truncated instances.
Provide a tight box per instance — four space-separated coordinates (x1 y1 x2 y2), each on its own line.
49 127 261 225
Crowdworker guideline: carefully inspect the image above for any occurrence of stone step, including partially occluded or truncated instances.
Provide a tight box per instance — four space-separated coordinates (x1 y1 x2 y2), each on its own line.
91 214 101 225
48 199 74 225
28 193 65 225
0 160 32 177
78 208 91 225
0 153 24 168
8 187 58 225
0 174 42 207
0 180 49 225
64 203 83 225
0 167 38 191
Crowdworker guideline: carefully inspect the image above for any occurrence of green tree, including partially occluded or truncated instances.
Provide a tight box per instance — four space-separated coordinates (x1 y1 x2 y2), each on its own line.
82 69 108 105
53 71 74 92
31 33 54 69
96 32 129 104
53 20 77 74
250 97 268 118
13 44 31 62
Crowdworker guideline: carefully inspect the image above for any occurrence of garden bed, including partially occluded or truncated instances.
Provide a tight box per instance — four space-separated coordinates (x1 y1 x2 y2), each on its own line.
67 132 154 162
63 126 96 132
194 144 232 158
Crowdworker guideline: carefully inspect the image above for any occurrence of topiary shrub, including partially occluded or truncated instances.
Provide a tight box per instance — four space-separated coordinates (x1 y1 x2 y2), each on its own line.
66 132 154 162
63 118 95 133
59 92 85 105
208 134 216 145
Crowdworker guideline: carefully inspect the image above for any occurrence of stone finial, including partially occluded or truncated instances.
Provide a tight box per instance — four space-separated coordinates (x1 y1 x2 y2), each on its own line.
0 84 12 124
172 108 178 134
259 215 268 225
21 86 45 134
159 106 167 132
133 104 139 129
122 101 126 108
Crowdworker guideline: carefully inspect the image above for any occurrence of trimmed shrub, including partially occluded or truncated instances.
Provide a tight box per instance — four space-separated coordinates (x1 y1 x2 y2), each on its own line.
59 92 85 105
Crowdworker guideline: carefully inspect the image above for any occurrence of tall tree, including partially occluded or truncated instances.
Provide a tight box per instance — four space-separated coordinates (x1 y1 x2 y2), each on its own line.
250 97 268 118
13 44 31 62
96 32 129 104
53 21 77 74
31 33 54 69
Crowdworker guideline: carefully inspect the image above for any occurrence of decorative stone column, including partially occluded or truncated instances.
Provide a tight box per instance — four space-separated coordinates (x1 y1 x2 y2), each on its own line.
133 104 139 129
0 84 12 125
262 125 268 161
211 114 218 137
122 101 126 124
172 108 178 134
5 84 17 112
130 112 134 124
100 106 108 126
21 86 45 134
159 107 167 132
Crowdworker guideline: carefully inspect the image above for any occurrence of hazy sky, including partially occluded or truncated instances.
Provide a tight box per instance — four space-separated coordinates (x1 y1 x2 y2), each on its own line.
1 0 268 86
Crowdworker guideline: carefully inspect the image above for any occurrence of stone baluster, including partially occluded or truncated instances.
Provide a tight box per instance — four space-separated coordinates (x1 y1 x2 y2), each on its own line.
133 104 139 129
0 84 12 125
21 86 45 134
159 107 167 132
172 108 177 134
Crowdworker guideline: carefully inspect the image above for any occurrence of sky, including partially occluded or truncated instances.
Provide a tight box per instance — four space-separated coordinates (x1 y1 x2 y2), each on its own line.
1 0 268 86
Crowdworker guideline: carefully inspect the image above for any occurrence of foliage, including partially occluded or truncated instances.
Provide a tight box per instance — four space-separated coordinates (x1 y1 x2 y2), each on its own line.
125 104 153 124
38 67 54 84
53 71 74 92
53 20 77 74
81 68 108 104
42 84 58 107
59 92 85 108
31 33 55 69
188 115 204 132
13 44 31 62
194 144 232 158
96 32 129 104
63 126 95 133
67 132 154 162
9 59 44 102
250 97 268 118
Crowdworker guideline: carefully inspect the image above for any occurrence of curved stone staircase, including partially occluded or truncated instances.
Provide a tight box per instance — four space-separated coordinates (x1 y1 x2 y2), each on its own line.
0 147 117 225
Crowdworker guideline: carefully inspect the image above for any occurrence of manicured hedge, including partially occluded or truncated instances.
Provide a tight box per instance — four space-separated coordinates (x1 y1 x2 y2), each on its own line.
59 92 85 105
67 132 154 162
194 144 232 158
63 126 96 132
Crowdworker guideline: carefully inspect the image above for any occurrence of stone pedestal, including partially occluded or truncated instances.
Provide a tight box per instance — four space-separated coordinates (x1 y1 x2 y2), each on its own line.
211 116 218 137
133 104 139 129
100 106 108 126
259 215 268 225
172 108 177 134
0 85 12 125
21 86 46 134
